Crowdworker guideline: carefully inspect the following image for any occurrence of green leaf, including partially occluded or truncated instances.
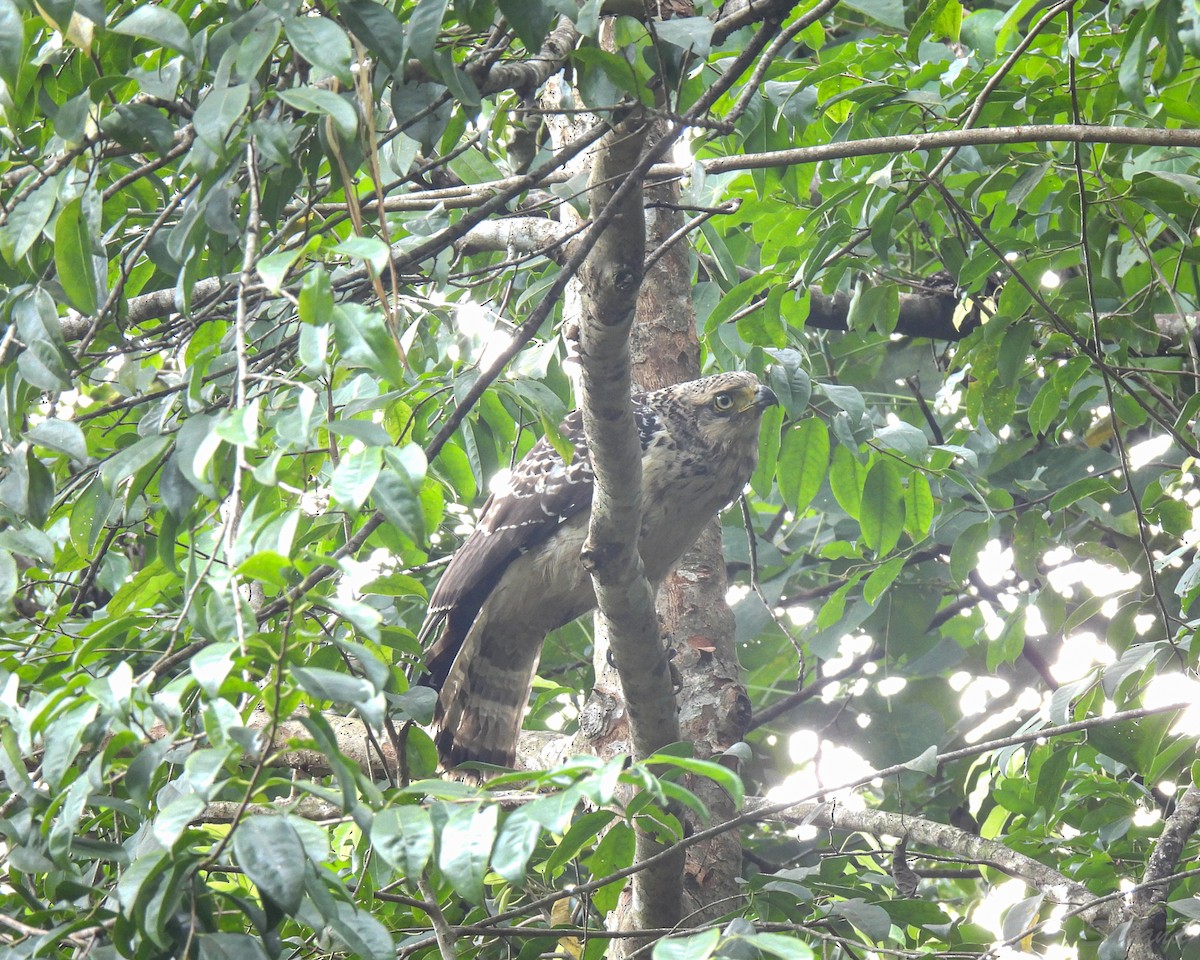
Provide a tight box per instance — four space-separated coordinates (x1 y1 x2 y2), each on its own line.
490 807 541 884
526 786 584 833
652 928 720 960
190 642 237 696
256 250 302 294
644 754 746 809
778 418 829 513
1118 11 1150 111
988 607 1025 670
434 442 476 502
55 196 100 313
766 351 812 418
573 46 641 109
863 554 905 606
1002 893 1044 943
232 816 306 913
829 445 866 519
1028 375 1063 436
903 472 934 540
339 0 406 73
1049 476 1114 512
153 795 206 847
277 86 358 141
902 744 939 774
331 445 382 512
818 382 865 424
99 435 171 494
544 810 615 875
334 235 391 272
0 549 16 612
437 802 498 904
908 0 962 59
374 444 429 543
111 5 194 59
743 933 814 960
359 572 426 598
373 806 435 880
194 83 250 151
655 17 715 58
840 0 905 29
1168 898 1200 921
293 667 375 708
408 0 450 65
997 322 1035 387
2 179 57 263
860 459 904 555
285 16 353 85
235 551 292 587
1062 593 1109 634
497 0 555 53
588 822 634 912
950 521 992 584
849 282 900 335
214 402 260 447
28 418 87 462
751 402 784 498
41 701 97 789
197 933 272 960
331 304 405 387
874 422 928 461
324 901 395 960
0 0 23 94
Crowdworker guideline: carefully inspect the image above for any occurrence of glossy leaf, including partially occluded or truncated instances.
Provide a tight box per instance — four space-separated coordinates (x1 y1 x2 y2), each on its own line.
54 196 100 313
860 459 904 555
437 803 498 904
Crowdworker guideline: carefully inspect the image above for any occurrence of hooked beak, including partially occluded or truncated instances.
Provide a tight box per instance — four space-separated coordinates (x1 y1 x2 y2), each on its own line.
754 384 779 411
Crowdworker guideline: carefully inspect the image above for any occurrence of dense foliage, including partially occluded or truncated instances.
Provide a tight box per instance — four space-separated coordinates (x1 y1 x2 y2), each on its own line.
1 0 1199 958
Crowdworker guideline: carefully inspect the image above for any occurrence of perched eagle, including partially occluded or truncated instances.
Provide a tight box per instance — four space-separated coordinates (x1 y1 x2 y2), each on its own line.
418 372 777 770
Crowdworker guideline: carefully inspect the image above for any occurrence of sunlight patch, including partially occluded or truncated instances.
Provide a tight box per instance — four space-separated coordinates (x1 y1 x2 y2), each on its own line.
978 539 1014 586
766 731 876 807
1144 673 1200 736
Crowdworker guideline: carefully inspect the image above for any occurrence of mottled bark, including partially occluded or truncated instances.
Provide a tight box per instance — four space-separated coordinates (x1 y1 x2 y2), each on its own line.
577 118 751 930
1128 784 1200 960
577 115 686 936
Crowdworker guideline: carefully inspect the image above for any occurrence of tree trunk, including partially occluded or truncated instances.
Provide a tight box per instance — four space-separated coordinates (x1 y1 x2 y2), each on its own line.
577 119 750 933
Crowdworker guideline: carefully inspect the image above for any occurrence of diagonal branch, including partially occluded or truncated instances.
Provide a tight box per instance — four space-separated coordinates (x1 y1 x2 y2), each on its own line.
1128 784 1200 960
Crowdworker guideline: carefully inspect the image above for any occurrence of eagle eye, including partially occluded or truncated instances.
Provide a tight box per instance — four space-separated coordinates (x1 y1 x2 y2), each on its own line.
712 392 735 412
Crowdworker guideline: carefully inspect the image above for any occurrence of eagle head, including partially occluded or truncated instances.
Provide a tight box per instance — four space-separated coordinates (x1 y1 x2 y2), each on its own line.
663 371 778 453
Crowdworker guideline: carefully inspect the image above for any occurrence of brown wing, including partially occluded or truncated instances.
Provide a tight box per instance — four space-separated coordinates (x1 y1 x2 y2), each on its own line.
419 410 593 687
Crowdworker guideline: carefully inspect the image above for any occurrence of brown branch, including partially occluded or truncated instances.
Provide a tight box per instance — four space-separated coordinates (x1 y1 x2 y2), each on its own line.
806 288 969 339
578 115 688 936
701 124 1200 174
1128 784 1200 960
471 17 579 96
748 648 879 730
393 703 1186 958
712 0 807 45
68 125 1200 331
753 801 1119 930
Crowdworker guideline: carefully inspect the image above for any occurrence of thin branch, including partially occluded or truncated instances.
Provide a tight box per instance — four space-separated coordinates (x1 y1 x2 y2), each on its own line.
748 648 879 730
417 875 460 960
391 702 1187 956
52 125 1200 332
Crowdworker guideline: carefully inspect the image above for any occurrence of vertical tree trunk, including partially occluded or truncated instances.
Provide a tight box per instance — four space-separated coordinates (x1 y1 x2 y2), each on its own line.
577 118 750 928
